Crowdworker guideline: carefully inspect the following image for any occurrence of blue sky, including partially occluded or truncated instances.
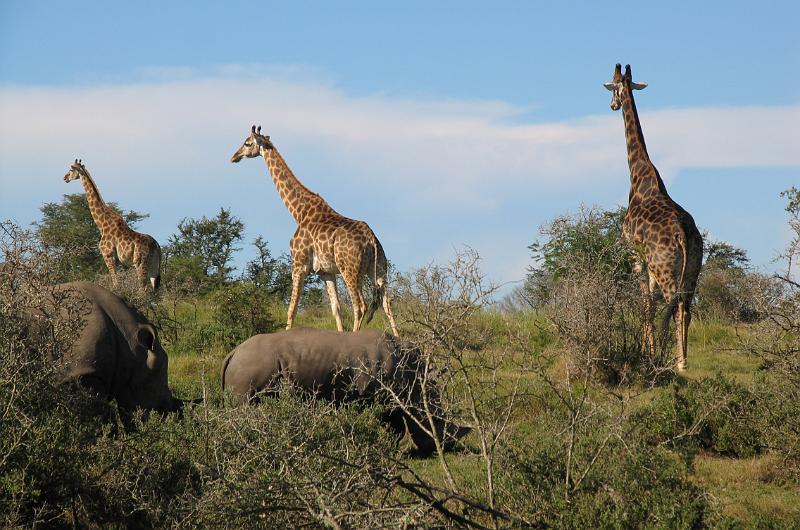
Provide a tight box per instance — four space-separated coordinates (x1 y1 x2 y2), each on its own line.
1 1 798 291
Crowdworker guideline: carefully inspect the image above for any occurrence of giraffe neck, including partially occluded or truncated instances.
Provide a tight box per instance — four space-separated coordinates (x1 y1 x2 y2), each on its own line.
261 145 336 224
79 172 114 230
619 87 668 202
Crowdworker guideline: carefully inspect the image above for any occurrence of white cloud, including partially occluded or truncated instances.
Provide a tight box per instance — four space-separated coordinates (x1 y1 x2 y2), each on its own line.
1 69 798 287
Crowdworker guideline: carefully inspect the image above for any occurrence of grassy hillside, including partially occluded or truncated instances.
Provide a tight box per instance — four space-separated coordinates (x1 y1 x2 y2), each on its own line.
3 220 799 527
158 293 799 527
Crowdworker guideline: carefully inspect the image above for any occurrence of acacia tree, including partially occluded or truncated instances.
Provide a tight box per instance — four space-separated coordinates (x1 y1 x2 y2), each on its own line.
245 236 293 301
165 207 244 291
522 205 630 308
35 193 147 282
695 237 755 321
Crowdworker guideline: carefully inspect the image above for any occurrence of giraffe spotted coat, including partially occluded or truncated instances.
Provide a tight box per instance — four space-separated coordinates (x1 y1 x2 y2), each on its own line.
231 127 399 336
64 160 161 290
605 64 703 371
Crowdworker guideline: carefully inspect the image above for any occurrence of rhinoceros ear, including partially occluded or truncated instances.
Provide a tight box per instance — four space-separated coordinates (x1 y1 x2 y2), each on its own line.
136 324 157 352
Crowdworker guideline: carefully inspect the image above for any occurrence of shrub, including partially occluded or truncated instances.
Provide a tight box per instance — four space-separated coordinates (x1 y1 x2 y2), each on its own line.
0 222 108 527
524 205 631 309
78 394 420 528
499 403 710 528
523 206 675 385
631 374 763 460
208 281 281 350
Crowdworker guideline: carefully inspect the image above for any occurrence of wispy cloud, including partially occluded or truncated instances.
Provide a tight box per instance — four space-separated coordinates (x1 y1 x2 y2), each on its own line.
1 68 798 286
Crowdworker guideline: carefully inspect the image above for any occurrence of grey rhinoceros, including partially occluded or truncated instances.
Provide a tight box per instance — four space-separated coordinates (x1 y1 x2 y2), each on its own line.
221 328 470 455
29 281 183 412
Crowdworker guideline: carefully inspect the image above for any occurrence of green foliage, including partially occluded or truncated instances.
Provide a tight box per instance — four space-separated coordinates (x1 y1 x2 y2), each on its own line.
35 193 147 281
524 205 630 308
781 185 800 219
246 235 294 303
704 239 750 270
632 374 764 460
165 207 244 291
208 281 281 349
1 388 410 527
780 185 800 272
750 374 800 473
500 405 710 529
7 195 800 527
696 237 761 322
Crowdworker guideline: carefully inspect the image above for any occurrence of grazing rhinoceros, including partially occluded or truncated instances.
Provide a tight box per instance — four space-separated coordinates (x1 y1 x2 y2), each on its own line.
221 328 470 455
28 281 183 412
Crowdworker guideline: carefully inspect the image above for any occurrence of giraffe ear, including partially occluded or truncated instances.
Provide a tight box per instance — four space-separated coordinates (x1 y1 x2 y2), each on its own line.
631 82 647 90
603 83 618 91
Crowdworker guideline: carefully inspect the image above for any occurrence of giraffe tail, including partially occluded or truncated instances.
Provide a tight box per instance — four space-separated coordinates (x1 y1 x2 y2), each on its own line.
676 232 688 302
148 241 162 291
363 237 383 326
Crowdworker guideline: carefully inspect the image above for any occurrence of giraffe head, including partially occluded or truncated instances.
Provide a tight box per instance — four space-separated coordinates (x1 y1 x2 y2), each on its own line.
230 125 274 163
64 159 88 183
603 64 647 111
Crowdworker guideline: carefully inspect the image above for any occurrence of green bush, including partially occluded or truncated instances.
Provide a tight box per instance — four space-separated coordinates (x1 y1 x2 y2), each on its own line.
1 385 429 528
499 408 710 528
632 374 763 460
208 281 281 350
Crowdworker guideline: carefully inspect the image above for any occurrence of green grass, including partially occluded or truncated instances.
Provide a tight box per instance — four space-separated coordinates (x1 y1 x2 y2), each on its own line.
686 319 761 382
694 454 800 525
161 299 797 526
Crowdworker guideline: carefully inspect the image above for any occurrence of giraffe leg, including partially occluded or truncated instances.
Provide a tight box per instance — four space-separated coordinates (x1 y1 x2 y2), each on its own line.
322 275 344 332
636 261 656 356
378 279 400 336
286 260 310 331
342 272 366 332
675 300 688 372
134 242 158 289
99 239 119 286
658 282 682 369
134 249 148 287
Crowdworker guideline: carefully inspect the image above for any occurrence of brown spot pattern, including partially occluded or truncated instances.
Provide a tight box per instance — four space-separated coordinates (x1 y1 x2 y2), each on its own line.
67 163 161 290
611 65 704 371
244 139 399 335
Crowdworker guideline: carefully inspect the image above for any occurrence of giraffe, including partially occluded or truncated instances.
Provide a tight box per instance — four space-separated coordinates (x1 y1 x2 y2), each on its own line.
604 64 703 371
231 126 400 336
64 159 162 290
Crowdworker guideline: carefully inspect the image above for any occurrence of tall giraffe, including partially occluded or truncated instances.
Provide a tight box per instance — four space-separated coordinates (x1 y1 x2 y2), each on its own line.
604 64 703 371
64 159 162 290
231 126 400 336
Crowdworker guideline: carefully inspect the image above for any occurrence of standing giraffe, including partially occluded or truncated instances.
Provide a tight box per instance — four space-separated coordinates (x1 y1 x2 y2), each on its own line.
604 64 703 371
64 159 162 290
230 126 399 336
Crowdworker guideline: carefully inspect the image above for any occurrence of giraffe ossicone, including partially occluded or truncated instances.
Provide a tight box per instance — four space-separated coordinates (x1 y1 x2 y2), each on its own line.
231 125 400 336
64 159 162 291
606 63 703 372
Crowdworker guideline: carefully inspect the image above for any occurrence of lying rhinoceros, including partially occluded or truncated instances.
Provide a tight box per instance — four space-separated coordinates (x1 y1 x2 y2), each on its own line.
221 328 470 455
28 281 183 412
